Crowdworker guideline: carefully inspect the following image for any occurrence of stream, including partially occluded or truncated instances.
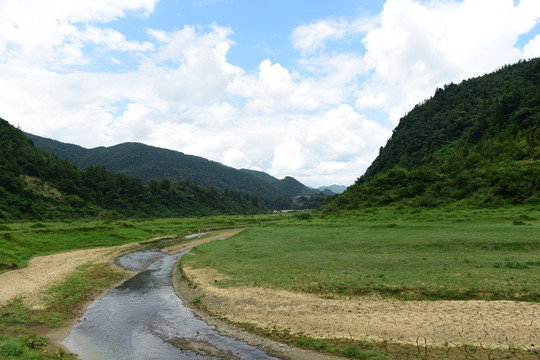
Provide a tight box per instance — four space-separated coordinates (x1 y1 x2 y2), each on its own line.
61 244 280 360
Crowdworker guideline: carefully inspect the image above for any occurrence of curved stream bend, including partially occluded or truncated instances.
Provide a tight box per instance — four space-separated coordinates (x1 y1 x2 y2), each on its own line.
62 246 279 360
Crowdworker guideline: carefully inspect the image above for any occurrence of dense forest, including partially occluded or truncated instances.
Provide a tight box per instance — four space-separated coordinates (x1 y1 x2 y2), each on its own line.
0 119 267 220
25 135 319 210
321 58 540 211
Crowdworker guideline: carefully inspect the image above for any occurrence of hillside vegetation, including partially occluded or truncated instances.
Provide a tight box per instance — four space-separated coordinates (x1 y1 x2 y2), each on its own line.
0 119 265 220
322 58 540 211
26 135 318 209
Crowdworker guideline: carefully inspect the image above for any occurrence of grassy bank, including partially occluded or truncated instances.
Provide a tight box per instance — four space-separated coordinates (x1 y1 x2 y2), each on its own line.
0 215 274 269
182 206 540 301
0 215 275 359
1 208 539 359
0 263 124 359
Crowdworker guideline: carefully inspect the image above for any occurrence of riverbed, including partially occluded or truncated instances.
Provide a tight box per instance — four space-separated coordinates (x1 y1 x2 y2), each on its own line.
62 248 279 360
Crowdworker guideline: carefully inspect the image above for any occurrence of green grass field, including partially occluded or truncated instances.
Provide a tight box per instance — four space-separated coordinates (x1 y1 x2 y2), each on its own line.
1 207 539 359
183 207 540 301
0 215 274 269
0 214 274 359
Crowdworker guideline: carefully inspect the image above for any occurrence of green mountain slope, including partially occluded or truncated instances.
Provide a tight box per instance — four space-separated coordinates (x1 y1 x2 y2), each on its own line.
1 118 265 220
318 185 347 194
25 135 316 209
322 58 540 211
239 169 314 196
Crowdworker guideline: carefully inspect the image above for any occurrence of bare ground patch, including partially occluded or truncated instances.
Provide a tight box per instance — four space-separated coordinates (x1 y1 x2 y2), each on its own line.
180 266 540 355
0 242 142 308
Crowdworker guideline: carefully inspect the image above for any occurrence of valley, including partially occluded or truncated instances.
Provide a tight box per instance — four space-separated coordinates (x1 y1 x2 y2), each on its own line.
0 58 539 359
1 209 539 359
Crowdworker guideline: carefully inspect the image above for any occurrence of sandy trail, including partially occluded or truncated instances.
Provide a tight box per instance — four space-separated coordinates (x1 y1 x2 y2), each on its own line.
182 266 540 351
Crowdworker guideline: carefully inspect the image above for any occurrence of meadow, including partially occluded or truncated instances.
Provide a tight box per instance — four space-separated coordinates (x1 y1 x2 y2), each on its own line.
0 206 538 359
0 214 273 269
183 207 540 302
0 214 274 359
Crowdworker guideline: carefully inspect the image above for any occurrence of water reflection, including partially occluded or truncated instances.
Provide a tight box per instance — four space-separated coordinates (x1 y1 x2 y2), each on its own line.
62 248 278 360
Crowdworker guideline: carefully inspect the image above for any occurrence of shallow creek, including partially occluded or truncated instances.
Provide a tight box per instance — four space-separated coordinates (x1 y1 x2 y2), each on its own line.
62 245 279 360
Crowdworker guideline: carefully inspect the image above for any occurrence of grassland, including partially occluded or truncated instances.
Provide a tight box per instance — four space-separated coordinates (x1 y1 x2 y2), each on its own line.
0 214 273 269
183 206 540 302
0 207 539 359
0 214 274 359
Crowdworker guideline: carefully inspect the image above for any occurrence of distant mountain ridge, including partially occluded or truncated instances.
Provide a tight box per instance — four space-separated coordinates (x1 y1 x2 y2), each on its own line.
25 134 317 209
239 169 314 196
317 185 347 195
1 118 264 220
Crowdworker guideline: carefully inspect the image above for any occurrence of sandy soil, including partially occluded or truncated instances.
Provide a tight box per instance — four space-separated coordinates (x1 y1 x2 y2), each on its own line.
0 242 142 308
0 228 243 306
181 266 540 352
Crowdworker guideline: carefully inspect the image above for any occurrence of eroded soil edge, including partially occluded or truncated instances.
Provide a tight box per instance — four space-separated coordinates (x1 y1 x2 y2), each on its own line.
175 264 540 358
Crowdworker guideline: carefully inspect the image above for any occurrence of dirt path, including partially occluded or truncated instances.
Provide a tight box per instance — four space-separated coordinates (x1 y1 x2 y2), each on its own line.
181 266 540 352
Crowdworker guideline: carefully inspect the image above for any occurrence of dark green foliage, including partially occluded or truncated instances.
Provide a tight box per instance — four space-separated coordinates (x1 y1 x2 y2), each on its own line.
239 169 314 196
26 136 318 209
322 58 540 211
0 118 266 220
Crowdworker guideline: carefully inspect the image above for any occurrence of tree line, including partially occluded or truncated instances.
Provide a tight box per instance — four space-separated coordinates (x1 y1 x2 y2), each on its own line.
0 119 266 220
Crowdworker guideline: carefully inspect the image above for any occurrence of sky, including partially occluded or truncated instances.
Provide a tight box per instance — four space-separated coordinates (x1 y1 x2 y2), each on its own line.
1 0 540 187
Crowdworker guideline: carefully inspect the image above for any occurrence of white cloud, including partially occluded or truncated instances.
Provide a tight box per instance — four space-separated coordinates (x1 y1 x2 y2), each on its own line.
150 25 246 105
106 103 151 142
242 60 320 113
271 139 308 174
1 0 539 187
356 0 540 124
269 105 391 185
523 34 540 59
0 0 157 67
291 17 378 55
223 148 252 169
292 19 349 54
80 26 154 52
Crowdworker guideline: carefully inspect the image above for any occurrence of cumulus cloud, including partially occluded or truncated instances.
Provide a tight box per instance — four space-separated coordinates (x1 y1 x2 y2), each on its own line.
105 103 151 142
80 26 154 52
355 0 540 124
523 34 540 59
291 17 378 55
223 148 252 169
0 0 539 187
0 0 157 67
150 25 246 105
269 105 391 185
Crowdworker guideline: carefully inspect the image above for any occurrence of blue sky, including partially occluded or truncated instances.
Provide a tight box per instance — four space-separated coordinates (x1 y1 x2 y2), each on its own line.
107 0 383 69
0 0 539 187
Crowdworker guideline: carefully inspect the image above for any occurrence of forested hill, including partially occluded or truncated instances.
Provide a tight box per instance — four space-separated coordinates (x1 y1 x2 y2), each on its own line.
0 118 266 220
321 58 540 211
25 135 316 209
239 169 314 196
